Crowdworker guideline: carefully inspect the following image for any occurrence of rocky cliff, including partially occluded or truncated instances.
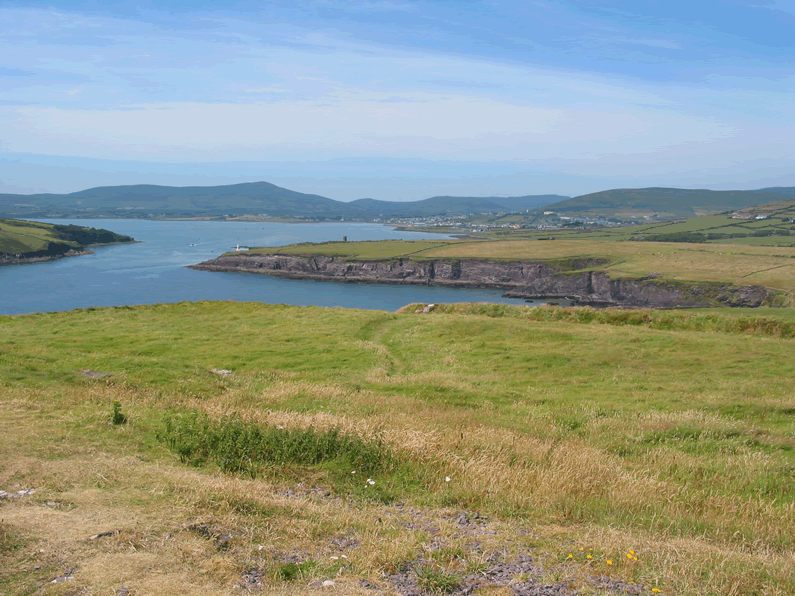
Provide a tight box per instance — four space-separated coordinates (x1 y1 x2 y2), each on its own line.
189 253 777 308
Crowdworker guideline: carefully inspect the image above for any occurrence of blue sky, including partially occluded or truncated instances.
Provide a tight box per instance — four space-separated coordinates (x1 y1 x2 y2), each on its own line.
1 0 794 200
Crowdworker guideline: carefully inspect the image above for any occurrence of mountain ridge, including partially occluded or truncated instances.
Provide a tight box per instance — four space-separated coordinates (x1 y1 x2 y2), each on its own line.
0 181 568 218
2 180 794 220
543 187 795 218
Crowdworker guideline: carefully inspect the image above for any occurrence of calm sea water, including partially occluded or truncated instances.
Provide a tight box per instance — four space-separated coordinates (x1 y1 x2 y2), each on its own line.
0 219 543 315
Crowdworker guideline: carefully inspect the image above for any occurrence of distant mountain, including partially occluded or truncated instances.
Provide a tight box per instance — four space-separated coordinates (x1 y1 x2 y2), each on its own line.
487 195 569 212
0 182 566 219
347 195 564 217
543 187 795 218
348 197 502 217
0 182 345 216
8 180 792 220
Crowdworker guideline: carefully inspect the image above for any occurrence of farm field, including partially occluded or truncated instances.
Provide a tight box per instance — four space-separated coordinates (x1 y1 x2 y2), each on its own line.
0 218 56 253
417 239 795 291
239 237 795 301
1 301 793 595
244 239 462 260
434 199 795 246
0 217 134 259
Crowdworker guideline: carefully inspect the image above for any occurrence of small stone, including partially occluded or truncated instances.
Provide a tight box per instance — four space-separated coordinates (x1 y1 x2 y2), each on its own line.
50 568 76 583
321 580 335 587
81 369 111 378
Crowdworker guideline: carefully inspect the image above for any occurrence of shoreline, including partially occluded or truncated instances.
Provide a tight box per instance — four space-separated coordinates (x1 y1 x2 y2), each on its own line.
189 253 779 309
0 240 140 267
0 248 94 266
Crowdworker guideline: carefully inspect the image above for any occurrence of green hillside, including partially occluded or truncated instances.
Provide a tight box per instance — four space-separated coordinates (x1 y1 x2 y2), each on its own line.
546 187 795 218
0 182 346 218
0 182 566 219
5 180 795 221
0 217 134 260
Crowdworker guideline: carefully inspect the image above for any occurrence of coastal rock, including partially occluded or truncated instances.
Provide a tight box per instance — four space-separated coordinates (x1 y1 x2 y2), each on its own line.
189 254 777 309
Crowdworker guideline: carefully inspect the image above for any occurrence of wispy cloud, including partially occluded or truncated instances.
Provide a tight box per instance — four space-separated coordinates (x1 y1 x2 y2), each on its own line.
1 2 793 195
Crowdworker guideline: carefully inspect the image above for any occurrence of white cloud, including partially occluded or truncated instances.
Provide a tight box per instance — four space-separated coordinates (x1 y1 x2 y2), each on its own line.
0 94 736 163
0 5 792 193
762 1 795 15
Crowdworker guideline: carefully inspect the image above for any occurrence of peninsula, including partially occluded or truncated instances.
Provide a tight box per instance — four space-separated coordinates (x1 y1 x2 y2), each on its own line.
190 238 793 308
0 217 136 265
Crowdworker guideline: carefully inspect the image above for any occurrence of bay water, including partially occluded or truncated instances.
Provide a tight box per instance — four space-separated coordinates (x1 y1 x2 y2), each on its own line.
0 219 551 316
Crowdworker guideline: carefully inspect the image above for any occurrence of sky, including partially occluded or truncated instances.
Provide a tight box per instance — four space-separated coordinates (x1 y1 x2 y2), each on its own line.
1 0 794 200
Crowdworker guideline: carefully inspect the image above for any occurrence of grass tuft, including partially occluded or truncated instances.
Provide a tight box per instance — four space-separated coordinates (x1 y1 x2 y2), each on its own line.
159 411 397 478
415 563 463 594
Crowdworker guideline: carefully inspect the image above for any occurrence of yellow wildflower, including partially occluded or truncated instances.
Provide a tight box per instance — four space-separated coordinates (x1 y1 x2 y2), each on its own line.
586 555 592 559
607 560 613 565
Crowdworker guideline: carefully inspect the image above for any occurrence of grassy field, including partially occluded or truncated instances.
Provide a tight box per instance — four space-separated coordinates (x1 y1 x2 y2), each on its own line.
0 218 63 254
242 239 463 259
0 217 134 258
417 239 795 292
1 301 794 595
235 237 795 301
413 200 795 246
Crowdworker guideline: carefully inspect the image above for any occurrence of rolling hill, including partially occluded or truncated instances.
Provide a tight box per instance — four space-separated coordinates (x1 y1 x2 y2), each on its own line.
0 182 345 218
0 182 568 219
0 182 567 219
347 194 566 217
4 180 795 221
544 187 795 218
0 217 135 261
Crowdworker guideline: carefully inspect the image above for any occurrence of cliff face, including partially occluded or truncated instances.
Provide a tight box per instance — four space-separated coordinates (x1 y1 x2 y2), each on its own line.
189 254 776 308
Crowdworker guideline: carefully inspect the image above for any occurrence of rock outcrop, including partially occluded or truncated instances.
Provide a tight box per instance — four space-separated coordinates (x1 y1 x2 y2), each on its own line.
189 254 777 308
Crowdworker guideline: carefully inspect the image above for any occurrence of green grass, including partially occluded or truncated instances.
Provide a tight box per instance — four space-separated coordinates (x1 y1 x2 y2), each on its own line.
415 564 463 593
1 301 794 595
159 410 397 477
0 217 134 258
238 239 461 259
0 218 57 254
224 231 795 304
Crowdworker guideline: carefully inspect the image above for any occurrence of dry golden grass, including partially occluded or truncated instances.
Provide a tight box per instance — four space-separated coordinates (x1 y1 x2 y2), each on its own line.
2 302 795 595
3 379 793 595
415 239 795 292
